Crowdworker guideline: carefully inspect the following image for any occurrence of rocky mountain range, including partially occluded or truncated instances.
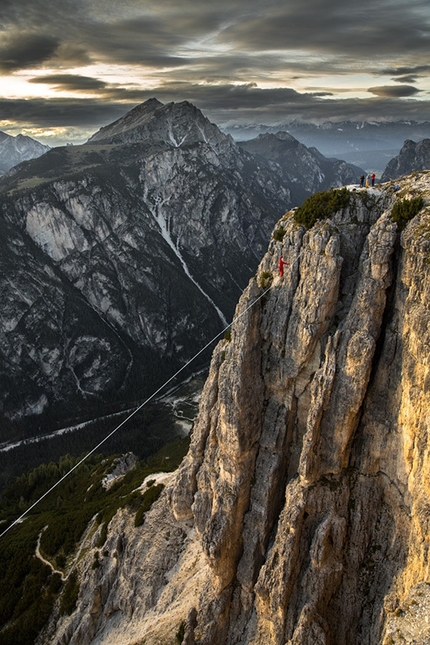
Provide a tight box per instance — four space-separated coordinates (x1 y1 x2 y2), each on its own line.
0 131 50 175
0 99 363 443
239 131 360 204
381 138 430 181
224 119 430 173
0 99 288 441
36 170 430 645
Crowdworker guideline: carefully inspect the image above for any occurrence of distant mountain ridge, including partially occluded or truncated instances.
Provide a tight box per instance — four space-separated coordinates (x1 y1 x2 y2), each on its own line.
224 119 430 150
0 131 50 174
224 120 430 173
239 132 361 204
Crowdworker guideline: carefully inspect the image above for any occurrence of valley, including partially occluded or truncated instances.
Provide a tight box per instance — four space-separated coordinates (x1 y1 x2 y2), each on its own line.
0 370 206 489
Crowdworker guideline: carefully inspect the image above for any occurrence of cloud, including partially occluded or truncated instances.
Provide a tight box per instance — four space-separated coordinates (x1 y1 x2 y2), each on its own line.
393 75 420 84
0 0 430 146
1 0 429 78
0 3 186 72
217 0 430 61
74 16 191 69
0 97 128 128
4 82 430 144
367 85 422 98
52 43 92 67
382 64 430 76
0 33 59 71
29 74 109 92
163 83 308 110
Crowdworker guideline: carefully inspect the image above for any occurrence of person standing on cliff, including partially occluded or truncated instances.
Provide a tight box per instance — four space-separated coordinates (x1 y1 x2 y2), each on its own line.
278 256 288 277
360 174 365 187
371 173 376 186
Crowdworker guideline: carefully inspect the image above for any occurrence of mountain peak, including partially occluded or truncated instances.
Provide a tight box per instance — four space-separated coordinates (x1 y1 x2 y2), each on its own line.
87 98 164 143
0 131 50 174
87 98 231 152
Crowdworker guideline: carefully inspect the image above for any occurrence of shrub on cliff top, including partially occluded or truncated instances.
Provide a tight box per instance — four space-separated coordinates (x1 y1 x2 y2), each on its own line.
294 187 350 229
391 197 425 231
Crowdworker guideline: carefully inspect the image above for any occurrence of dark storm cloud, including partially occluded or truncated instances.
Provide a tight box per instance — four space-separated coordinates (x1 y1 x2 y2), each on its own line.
0 33 60 71
1 0 429 76
29 74 109 92
218 0 430 59
2 86 430 148
159 84 308 110
368 85 422 98
53 43 92 67
74 15 191 69
162 84 430 124
2 80 430 130
1 85 310 127
394 76 420 84
1 2 208 71
0 97 129 128
381 65 430 76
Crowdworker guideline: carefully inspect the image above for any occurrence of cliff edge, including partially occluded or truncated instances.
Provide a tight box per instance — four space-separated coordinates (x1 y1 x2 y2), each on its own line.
42 173 430 645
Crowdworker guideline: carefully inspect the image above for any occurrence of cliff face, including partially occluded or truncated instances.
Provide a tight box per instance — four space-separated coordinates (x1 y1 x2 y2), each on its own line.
44 173 430 645
381 138 430 181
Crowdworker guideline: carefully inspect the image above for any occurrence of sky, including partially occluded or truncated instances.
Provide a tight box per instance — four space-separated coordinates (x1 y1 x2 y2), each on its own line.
1 0 430 146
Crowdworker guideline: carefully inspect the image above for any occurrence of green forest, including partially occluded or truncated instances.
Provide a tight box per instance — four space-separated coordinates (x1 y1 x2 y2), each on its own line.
0 437 189 645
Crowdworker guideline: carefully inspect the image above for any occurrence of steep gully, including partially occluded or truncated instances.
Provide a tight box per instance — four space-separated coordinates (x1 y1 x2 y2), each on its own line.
146 190 228 327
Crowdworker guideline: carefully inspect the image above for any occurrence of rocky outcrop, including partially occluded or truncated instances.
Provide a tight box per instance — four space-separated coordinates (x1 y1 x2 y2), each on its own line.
43 172 430 645
381 138 430 181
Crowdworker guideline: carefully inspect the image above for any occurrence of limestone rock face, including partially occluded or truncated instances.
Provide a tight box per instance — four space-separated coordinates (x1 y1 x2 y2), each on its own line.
43 173 430 645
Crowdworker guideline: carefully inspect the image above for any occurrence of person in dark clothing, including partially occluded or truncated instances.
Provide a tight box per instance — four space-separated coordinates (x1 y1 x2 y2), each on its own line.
360 174 365 187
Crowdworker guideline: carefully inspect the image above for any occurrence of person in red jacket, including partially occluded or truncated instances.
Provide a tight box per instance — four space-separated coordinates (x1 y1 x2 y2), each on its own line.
278 256 289 277
371 173 376 186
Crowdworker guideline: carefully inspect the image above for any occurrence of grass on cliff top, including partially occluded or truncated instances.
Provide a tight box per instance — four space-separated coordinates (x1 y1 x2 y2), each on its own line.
0 435 189 645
